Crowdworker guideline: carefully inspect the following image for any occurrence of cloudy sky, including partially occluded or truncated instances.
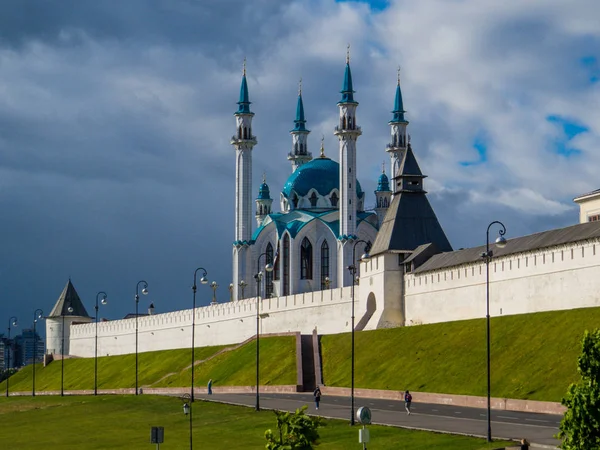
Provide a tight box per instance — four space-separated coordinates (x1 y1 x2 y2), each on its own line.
1 0 598 336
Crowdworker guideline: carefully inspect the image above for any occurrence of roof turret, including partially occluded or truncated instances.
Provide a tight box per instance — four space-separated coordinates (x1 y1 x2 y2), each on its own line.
376 163 390 192
257 174 271 200
339 45 357 104
390 68 408 124
236 59 252 115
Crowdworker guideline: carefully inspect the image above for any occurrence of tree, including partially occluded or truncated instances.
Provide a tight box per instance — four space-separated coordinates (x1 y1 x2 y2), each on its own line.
558 329 600 449
264 406 323 450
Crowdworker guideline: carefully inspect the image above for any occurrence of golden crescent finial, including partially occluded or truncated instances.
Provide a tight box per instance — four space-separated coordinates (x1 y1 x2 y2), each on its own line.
243 57 246 76
320 135 325 158
397 66 401 85
346 44 350 64
299 77 302 95
262 172 266 183
382 161 386 174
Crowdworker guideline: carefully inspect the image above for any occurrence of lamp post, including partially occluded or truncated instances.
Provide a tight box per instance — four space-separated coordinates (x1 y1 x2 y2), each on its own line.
210 282 218 305
239 280 247 299
181 393 192 449
191 268 208 403
324 277 331 290
229 283 234 302
347 240 371 426
254 251 274 411
61 305 73 397
135 280 149 395
5 316 17 397
32 309 43 396
481 221 507 442
94 291 108 396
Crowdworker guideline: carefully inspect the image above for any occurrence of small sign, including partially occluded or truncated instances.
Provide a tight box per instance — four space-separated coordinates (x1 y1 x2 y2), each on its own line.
151 427 164 444
359 428 370 444
356 406 372 425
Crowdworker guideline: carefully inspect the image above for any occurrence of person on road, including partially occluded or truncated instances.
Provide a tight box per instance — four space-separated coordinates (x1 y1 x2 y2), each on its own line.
404 390 412 415
207 378 213 395
313 386 322 410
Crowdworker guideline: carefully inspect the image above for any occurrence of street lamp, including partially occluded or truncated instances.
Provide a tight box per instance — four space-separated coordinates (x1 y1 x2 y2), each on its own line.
94 291 108 396
135 280 149 395
254 251 274 411
239 280 247 299
181 393 192 449
32 309 43 396
347 240 371 426
191 268 208 402
210 281 218 305
5 316 17 397
481 221 507 442
229 283 234 302
61 305 74 397
324 277 331 289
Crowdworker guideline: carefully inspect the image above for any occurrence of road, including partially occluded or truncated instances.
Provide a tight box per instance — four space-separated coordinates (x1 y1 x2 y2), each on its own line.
196 392 561 448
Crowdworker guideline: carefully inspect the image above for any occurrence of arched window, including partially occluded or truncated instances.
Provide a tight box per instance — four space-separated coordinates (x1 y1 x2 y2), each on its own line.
294 142 298 153
309 192 318 207
330 192 338 207
266 243 274 297
283 235 290 295
274 241 280 280
300 237 313 280
299 143 303 153
238 127 242 139
292 194 299 208
320 240 329 290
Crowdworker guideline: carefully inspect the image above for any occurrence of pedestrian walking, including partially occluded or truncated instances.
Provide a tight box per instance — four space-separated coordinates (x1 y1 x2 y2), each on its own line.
207 378 213 395
520 438 529 449
313 386 322 410
404 390 412 415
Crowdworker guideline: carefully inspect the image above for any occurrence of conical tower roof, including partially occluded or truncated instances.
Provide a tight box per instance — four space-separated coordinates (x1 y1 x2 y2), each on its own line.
48 279 91 318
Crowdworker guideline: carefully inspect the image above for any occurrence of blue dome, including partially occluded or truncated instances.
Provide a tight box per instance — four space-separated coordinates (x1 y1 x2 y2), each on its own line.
376 172 390 192
282 157 363 199
257 182 271 200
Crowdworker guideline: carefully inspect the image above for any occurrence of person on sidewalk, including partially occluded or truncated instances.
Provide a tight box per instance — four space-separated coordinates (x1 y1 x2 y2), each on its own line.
313 386 322 410
207 379 213 395
520 438 529 449
404 390 412 415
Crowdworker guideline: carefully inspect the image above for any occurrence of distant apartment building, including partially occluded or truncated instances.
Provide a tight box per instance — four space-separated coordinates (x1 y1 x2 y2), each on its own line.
14 329 45 367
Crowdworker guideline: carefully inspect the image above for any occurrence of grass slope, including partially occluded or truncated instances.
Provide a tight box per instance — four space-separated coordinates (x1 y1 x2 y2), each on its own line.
321 307 600 402
0 395 511 449
1 335 295 393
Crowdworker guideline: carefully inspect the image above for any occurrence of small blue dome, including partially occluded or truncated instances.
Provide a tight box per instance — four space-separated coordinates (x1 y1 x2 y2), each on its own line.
257 182 271 200
282 157 363 199
376 172 390 192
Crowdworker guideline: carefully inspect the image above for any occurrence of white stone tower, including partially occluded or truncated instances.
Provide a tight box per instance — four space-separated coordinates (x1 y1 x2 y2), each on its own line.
255 174 273 226
287 79 312 172
374 162 392 227
231 60 257 300
386 68 409 196
334 48 362 286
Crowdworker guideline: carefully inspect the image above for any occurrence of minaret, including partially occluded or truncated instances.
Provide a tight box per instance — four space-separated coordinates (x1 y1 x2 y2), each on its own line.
288 78 312 172
386 68 409 195
374 162 391 227
335 46 362 286
255 174 273 226
231 59 257 300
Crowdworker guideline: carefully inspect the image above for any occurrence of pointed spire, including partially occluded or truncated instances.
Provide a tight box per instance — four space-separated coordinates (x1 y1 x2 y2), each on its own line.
339 44 357 104
390 67 407 124
236 58 252 114
257 173 271 200
320 135 326 158
48 279 91 318
377 161 390 192
292 78 308 132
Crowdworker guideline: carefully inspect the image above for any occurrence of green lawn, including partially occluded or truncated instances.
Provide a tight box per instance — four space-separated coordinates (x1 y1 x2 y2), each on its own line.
0 395 511 449
1 335 296 393
321 307 600 402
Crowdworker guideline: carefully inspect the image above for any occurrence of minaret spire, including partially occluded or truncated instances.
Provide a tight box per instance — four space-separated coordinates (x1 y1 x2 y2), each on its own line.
386 67 409 192
288 77 312 172
231 59 257 300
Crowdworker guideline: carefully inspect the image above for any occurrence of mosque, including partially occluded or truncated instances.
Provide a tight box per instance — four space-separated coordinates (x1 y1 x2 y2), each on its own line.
47 55 600 358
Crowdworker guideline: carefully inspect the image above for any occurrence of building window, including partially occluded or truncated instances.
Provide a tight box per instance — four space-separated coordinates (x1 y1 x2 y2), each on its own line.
292 194 299 208
300 237 313 280
274 241 280 280
309 192 318 207
266 243 274 297
321 240 329 289
589 214 600 222
330 192 338 207
283 235 290 296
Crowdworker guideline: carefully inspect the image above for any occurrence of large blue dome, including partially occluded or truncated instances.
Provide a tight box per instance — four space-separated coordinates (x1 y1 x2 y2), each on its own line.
282 157 363 198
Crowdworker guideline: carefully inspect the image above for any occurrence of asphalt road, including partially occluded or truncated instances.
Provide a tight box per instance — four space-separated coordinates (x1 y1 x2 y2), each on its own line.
196 392 561 448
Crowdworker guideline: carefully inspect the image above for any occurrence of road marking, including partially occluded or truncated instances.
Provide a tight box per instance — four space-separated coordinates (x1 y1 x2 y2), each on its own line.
498 416 518 420
432 409 438 412
388 405 395 408
369 403 375 405
454 411 462 414
525 418 550 423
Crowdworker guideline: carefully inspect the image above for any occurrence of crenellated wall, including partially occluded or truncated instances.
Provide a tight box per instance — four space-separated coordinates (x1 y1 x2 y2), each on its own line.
69 286 364 357
404 239 600 325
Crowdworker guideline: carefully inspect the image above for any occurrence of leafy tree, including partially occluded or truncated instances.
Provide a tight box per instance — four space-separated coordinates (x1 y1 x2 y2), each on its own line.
265 406 323 450
558 329 600 449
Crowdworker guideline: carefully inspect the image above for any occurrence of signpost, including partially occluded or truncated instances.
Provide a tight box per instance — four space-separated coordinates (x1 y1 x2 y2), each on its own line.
356 407 371 450
151 426 164 449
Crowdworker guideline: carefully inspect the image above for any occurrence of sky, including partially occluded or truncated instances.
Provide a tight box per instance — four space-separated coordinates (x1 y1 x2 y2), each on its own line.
0 0 599 337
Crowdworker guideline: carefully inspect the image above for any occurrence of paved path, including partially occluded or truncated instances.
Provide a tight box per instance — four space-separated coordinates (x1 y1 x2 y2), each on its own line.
196 392 561 448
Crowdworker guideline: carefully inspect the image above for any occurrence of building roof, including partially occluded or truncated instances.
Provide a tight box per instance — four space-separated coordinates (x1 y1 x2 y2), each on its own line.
282 157 363 199
574 189 600 203
395 144 424 181
389 81 408 124
291 93 308 132
339 62 357 104
413 220 600 274
236 72 252 115
376 171 390 192
48 279 91 318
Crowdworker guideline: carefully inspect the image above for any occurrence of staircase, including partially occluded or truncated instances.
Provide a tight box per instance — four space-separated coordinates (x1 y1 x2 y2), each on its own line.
300 334 316 392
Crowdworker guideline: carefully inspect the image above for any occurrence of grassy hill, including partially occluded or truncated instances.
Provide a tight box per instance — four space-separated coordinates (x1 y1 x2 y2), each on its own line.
1 335 296 393
321 307 600 402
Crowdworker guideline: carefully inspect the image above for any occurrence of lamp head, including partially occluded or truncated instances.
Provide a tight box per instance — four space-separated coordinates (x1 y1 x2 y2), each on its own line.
360 253 371 262
11 320 17 327
67 306 74 314
210 281 218 288
183 403 190 415
324 276 330 284
239 280 247 287
200 276 208 285
229 283 234 290
495 235 507 249
265 263 274 272
101 298 108 305
141 288 149 295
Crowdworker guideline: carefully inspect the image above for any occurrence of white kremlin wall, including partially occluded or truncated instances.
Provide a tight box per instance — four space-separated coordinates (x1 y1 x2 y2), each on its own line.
69 286 360 357
404 239 600 325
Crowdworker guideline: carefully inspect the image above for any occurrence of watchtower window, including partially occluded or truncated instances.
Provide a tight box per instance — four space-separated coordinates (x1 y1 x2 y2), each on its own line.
309 192 318 207
330 192 339 207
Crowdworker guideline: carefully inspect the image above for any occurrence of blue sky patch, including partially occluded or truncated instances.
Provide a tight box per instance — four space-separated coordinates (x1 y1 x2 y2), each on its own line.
580 56 599 84
459 137 488 166
336 0 390 11
547 115 588 157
